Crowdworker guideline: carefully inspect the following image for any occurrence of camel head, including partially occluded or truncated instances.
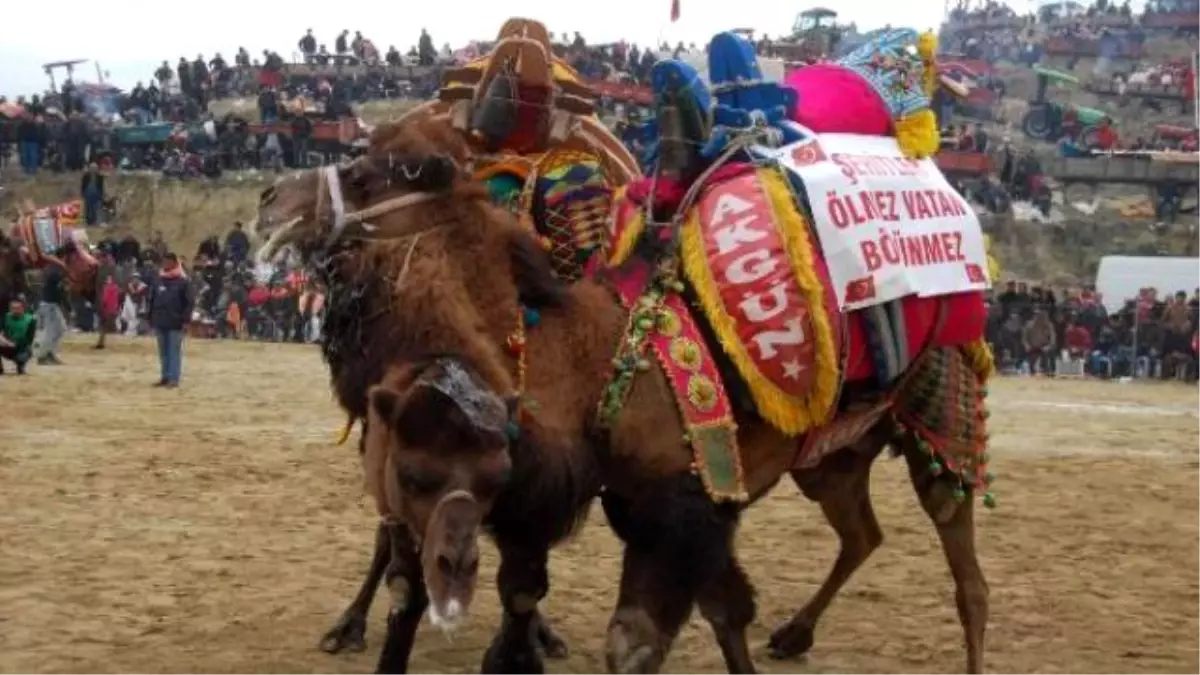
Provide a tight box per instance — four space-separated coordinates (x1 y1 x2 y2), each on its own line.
252 119 474 265
364 358 514 633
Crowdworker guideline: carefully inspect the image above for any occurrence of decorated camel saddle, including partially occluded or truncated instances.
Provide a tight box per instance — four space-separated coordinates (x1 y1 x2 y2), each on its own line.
397 18 641 280
9 199 97 289
594 30 995 501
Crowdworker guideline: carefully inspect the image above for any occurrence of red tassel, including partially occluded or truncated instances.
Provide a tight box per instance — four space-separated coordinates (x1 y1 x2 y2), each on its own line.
670 0 680 22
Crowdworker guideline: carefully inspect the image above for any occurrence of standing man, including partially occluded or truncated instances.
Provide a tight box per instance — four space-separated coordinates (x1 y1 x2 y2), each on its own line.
224 221 250 265
148 253 193 388
36 265 68 365
0 295 37 375
81 163 106 226
16 112 42 175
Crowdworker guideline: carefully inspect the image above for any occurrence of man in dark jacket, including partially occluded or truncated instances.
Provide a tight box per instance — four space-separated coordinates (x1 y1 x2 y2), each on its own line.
224 222 250 264
148 253 194 388
291 114 313 167
191 55 210 106
81 163 106 226
0 295 38 375
63 111 90 169
16 113 43 175
177 57 193 99
299 29 317 62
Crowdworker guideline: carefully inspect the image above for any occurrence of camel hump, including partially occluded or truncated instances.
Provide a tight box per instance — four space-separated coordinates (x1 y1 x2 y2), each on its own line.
495 18 552 52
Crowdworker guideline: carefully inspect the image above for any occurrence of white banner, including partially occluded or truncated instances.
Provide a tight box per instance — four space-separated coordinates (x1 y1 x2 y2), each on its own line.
770 133 991 311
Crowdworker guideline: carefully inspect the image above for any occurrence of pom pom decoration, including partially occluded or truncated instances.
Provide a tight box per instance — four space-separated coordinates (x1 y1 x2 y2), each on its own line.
784 28 943 159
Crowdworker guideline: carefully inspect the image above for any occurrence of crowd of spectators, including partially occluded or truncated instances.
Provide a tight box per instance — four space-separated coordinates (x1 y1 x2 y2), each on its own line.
0 223 325 378
940 0 1148 66
986 281 1198 380
0 26 681 179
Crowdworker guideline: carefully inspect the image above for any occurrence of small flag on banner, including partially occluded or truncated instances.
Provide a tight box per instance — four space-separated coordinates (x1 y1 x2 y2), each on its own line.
671 0 680 22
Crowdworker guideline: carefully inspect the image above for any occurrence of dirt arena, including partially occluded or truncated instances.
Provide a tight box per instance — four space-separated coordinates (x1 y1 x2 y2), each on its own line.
1 336 1197 673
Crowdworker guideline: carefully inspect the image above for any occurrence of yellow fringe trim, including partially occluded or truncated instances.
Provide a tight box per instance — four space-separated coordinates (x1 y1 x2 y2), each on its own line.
983 234 1002 284
963 339 995 383
334 415 355 446
679 168 838 436
893 108 940 159
761 168 840 427
607 200 646 268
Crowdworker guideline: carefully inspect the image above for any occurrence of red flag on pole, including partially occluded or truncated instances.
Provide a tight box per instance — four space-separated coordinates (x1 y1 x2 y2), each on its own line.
670 0 680 22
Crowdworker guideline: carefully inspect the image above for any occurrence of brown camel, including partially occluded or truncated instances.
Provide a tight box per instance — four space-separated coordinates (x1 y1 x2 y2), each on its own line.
254 119 990 674
0 231 29 310
253 142 586 672
282 17 637 658
0 229 109 350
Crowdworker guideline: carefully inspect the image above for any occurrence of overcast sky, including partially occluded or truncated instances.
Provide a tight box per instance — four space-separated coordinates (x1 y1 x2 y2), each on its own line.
2 0 979 96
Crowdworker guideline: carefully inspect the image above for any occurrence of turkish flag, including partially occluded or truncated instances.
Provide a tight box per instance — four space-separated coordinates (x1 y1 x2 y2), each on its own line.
670 0 680 21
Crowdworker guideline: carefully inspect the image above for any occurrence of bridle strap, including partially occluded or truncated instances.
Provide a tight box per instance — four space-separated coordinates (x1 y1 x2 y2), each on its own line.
323 164 348 247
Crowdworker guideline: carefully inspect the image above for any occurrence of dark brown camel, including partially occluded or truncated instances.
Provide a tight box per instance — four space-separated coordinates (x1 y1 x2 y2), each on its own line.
253 142 581 672
254 119 989 674
0 231 29 310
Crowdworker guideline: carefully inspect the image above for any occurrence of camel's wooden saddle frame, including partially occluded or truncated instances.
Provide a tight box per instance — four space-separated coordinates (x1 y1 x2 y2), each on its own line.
396 18 640 183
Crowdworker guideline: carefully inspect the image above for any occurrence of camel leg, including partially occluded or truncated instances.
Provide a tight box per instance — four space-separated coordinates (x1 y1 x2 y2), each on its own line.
695 555 758 673
319 522 391 654
481 541 566 674
91 281 107 350
94 317 108 349
768 448 883 660
532 610 568 658
374 523 428 675
601 476 741 674
902 442 989 674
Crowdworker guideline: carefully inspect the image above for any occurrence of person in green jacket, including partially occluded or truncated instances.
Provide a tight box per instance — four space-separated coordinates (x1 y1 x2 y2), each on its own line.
0 295 38 375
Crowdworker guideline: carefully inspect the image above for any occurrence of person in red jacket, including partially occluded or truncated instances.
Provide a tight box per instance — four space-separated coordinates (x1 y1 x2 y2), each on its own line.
1064 319 1093 359
99 274 121 334
1091 117 1118 151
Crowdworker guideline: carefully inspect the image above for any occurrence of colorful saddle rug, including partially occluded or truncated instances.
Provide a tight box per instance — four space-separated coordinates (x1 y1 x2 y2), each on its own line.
476 151 615 282
680 164 843 436
12 201 81 263
11 202 98 295
601 162 990 439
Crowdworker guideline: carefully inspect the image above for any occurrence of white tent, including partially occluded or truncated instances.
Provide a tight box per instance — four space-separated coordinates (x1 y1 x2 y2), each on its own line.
1095 255 1199 315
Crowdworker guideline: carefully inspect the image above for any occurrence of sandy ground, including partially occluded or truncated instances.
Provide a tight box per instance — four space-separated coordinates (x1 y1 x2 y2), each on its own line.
1 336 1197 674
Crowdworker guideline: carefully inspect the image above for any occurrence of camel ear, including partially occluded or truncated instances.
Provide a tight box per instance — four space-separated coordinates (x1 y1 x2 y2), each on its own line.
392 381 461 447
368 384 404 424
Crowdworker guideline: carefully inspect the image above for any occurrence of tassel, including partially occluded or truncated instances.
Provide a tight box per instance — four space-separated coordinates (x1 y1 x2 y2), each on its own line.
893 109 940 159
333 416 355 446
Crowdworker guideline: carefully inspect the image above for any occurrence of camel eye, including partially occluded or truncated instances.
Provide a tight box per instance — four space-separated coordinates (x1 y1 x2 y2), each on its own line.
398 467 445 496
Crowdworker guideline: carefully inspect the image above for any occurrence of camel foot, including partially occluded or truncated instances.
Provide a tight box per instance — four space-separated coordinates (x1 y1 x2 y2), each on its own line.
482 632 545 674
605 615 664 674
767 618 814 660
534 614 568 659
319 612 368 654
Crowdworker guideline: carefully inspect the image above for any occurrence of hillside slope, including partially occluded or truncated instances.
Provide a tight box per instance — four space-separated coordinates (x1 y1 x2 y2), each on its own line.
2 173 270 257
